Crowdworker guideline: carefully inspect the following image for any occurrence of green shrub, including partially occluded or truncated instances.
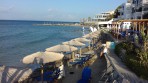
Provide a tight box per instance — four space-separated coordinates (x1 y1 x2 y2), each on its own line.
115 42 148 80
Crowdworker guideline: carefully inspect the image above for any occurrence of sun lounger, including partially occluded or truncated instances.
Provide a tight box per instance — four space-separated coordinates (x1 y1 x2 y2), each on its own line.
69 58 85 67
68 54 92 68
82 51 94 55
35 71 54 81
34 68 60 82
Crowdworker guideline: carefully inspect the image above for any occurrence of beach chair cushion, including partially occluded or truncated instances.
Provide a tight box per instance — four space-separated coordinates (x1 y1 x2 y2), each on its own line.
120 32 126 37
35 69 60 82
35 71 54 81
77 79 90 83
82 67 91 80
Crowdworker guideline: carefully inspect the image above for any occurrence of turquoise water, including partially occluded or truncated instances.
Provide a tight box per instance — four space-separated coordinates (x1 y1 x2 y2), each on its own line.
0 20 89 66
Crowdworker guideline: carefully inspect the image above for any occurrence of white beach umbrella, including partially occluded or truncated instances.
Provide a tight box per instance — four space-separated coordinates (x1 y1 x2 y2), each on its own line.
45 44 78 52
22 52 64 64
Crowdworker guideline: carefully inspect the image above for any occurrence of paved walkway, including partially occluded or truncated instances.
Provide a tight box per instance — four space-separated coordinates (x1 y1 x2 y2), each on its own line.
62 52 106 83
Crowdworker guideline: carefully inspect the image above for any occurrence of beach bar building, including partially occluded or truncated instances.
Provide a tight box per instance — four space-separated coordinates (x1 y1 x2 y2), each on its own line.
110 19 148 48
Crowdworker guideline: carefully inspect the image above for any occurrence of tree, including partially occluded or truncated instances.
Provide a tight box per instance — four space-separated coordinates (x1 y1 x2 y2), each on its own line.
106 14 114 21
113 6 121 18
88 17 92 22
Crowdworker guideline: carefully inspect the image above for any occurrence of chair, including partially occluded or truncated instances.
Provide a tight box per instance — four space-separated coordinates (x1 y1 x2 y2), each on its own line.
35 68 60 82
35 71 54 81
77 67 91 83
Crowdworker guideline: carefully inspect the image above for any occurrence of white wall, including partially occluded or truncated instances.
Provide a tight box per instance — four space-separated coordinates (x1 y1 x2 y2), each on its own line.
121 22 131 30
124 3 132 19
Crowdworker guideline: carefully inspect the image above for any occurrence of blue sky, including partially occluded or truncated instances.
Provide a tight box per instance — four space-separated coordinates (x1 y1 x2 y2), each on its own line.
0 0 126 21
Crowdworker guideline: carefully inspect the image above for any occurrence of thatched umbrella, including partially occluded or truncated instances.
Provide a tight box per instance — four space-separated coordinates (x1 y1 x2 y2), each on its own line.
73 38 91 56
45 44 78 53
22 52 64 83
62 40 85 46
62 40 85 58
22 52 64 64
92 30 100 35
74 37 90 43
83 33 98 39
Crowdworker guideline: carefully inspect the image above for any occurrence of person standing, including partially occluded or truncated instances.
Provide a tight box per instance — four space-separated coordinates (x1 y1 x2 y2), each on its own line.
103 46 108 55
100 46 108 58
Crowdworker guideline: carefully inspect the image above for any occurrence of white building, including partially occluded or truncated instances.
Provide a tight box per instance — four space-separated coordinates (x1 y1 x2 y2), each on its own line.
142 0 148 19
117 2 132 20
117 0 148 19
92 11 114 22
121 22 131 31
131 0 143 19
131 0 148 19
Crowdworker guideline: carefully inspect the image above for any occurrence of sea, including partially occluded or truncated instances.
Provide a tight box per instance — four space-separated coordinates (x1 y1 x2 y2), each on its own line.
0 20 90 67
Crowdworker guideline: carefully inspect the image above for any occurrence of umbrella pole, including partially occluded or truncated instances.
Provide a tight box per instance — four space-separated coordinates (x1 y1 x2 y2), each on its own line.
41 64 44 83
79 48 81 56
91 39 93 49
72 52 74 59
89 41 91 50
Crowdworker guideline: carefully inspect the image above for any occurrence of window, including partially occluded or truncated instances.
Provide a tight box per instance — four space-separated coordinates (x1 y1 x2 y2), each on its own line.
144 7 148 11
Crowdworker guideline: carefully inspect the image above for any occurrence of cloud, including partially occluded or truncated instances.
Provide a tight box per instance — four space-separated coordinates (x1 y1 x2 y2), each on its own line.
46 13 78 21
46 8 79 21
48 8 53 12
0 6 14 13
67 14 77 20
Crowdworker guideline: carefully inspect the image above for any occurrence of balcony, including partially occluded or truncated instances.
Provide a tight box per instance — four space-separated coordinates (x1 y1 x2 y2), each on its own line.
132 4 136 7
135 12 142 16
137 2 142 8
133 12 142 19
118 15 124 19
143 6 148 11
136 7 142 12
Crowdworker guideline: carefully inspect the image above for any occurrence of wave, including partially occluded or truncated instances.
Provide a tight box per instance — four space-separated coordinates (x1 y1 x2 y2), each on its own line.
27 36 51 45
0 31 29 40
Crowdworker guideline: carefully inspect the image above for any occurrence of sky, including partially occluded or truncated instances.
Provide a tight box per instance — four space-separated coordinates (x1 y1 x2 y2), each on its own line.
0 0 126 22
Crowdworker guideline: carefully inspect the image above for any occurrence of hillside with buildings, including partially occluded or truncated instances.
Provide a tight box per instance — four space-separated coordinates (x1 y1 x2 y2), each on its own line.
82 0 148 25
81 0 148 81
